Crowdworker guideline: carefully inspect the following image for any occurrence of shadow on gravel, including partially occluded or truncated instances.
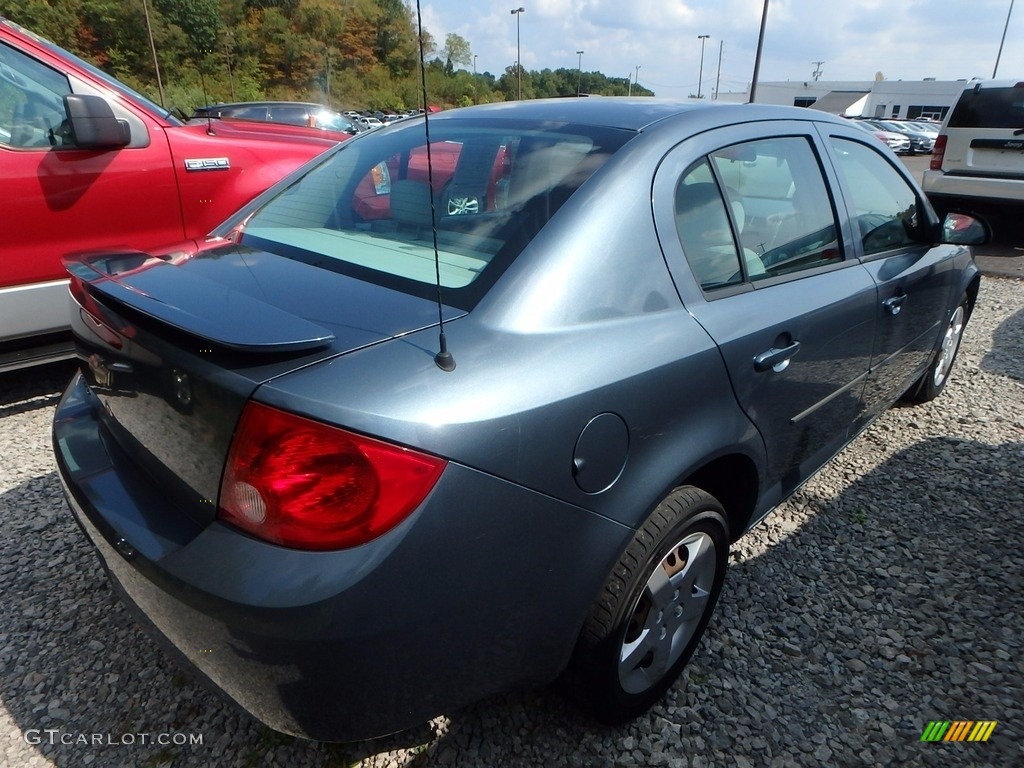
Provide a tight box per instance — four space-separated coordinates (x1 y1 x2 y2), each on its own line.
981 307 1024 381
3 435 1022 767
0 361 77 419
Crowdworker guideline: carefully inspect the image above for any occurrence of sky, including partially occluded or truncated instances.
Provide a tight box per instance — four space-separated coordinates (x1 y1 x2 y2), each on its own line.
417 0 1023 97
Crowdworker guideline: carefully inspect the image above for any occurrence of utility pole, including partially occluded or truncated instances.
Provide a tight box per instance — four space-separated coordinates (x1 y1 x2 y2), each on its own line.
812 60 824 81
696 35 710 99
994 0 1015 78
141 0 166 108
576 50 584 96
749 0 770 103
714 40 723 100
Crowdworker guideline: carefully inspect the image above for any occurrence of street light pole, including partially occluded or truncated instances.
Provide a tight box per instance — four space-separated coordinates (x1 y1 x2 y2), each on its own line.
511 7 525 100
696 34 710 99
576 50 584 96
993 0 1015 78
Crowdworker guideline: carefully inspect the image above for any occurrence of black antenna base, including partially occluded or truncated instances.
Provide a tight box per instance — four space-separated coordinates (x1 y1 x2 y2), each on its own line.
434 350 456 372
434 332 456 372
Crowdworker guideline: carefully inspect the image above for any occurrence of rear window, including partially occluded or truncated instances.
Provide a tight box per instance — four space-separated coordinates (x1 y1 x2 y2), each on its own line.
948 86 1024 129
238 118 631 309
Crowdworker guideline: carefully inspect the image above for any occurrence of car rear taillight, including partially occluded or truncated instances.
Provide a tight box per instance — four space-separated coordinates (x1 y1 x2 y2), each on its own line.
218 402 446 550
930 134 947 171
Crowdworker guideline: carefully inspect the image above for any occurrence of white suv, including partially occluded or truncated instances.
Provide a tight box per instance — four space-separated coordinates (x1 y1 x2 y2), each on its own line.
922 80 1024 245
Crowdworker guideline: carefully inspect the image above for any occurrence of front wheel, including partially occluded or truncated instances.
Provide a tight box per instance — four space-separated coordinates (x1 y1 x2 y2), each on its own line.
566 486 728 724
905 296 969 404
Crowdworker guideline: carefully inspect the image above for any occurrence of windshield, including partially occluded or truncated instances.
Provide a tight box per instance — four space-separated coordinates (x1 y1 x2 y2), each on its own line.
238 118 632 309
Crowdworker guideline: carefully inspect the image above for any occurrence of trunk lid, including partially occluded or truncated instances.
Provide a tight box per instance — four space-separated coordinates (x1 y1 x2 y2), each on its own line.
66 245 460 528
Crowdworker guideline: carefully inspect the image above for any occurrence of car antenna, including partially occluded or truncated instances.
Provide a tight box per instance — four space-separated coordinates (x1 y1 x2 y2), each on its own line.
198 68 215 135
414 0 455 372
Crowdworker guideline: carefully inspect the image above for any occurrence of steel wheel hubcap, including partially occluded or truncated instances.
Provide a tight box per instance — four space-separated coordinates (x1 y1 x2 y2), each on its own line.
618 531 717 694
933 305 965 387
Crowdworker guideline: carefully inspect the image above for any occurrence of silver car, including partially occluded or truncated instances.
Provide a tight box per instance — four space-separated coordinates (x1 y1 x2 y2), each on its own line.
54 98 985 741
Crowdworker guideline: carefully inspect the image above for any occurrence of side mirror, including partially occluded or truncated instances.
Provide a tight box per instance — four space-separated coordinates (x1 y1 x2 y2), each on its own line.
64 94 131 149
936 212 989 246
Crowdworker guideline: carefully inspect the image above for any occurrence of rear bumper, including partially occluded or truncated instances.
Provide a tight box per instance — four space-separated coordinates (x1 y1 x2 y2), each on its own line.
53 373 630 741
923 171 1024 245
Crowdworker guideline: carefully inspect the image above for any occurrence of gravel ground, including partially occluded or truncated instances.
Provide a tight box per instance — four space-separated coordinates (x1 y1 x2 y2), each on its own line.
1 277 1022 768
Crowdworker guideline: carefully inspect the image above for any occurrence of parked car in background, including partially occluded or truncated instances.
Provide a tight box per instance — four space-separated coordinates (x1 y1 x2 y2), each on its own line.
55 98 985 743
356 115 384 130
845 117 912 154
0 17 342 372
904 120 940 140
191 101 359 136
924 79 1024 245
860 119 935 154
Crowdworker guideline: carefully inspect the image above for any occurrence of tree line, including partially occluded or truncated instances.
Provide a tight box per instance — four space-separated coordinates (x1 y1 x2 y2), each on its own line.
1 0 653 113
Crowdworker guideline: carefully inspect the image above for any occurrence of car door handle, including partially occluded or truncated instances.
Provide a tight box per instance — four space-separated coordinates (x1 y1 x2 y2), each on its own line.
754 340 801 373
883 294 908 316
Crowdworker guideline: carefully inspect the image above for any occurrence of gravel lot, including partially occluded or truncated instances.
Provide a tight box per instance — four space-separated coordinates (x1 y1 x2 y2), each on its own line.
2 276 1022 768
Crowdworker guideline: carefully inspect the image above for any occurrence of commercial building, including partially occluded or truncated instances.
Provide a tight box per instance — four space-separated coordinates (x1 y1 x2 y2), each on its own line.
718 78 973 120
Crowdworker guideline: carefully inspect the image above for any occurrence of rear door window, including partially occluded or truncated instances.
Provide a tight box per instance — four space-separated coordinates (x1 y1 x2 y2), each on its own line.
675 136 842 290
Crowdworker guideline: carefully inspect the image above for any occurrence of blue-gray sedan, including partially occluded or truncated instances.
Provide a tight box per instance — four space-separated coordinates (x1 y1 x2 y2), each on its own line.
53 98 985 741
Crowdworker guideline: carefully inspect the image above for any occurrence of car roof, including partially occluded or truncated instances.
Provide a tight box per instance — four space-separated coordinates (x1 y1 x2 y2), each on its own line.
196 101 335 112
430 97 848 133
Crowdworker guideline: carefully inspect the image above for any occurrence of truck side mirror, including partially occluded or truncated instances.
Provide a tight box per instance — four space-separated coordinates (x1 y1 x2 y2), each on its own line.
63 94 131 148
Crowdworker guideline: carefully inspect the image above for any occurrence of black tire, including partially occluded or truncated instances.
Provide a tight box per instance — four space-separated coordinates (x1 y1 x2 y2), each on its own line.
566 486 729 724
905 295 969 404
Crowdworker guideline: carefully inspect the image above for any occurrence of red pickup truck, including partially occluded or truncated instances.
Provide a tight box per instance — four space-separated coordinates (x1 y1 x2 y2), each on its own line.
0 17 343 371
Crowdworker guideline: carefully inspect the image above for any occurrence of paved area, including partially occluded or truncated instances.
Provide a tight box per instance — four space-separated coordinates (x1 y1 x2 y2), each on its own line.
974 245 1024 279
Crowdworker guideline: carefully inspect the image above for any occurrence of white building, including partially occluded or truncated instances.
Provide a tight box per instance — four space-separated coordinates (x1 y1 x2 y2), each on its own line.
718 78 974 120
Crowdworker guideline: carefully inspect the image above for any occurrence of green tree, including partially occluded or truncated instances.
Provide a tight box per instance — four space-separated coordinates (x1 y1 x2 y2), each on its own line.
155 0 220 60
0 0 84 50
440 32 470 75
1 0 651 112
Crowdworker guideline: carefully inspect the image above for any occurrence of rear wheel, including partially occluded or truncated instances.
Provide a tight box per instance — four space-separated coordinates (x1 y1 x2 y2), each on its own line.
567 486 728 724
905 296 969 403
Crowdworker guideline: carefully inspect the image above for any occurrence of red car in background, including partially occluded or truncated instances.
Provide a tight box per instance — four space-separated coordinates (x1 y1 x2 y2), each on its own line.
0 17 343 372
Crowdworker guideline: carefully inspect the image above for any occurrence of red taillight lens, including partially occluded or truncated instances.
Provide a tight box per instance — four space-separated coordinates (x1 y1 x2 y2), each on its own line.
930 134 947 171
219 402 446 550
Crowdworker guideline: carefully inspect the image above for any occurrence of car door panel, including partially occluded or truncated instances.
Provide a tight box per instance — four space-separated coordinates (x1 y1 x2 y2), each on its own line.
822 131 958 417
858 246 956 414
1 40 183 292
653 124 877 501
688 269 877 495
